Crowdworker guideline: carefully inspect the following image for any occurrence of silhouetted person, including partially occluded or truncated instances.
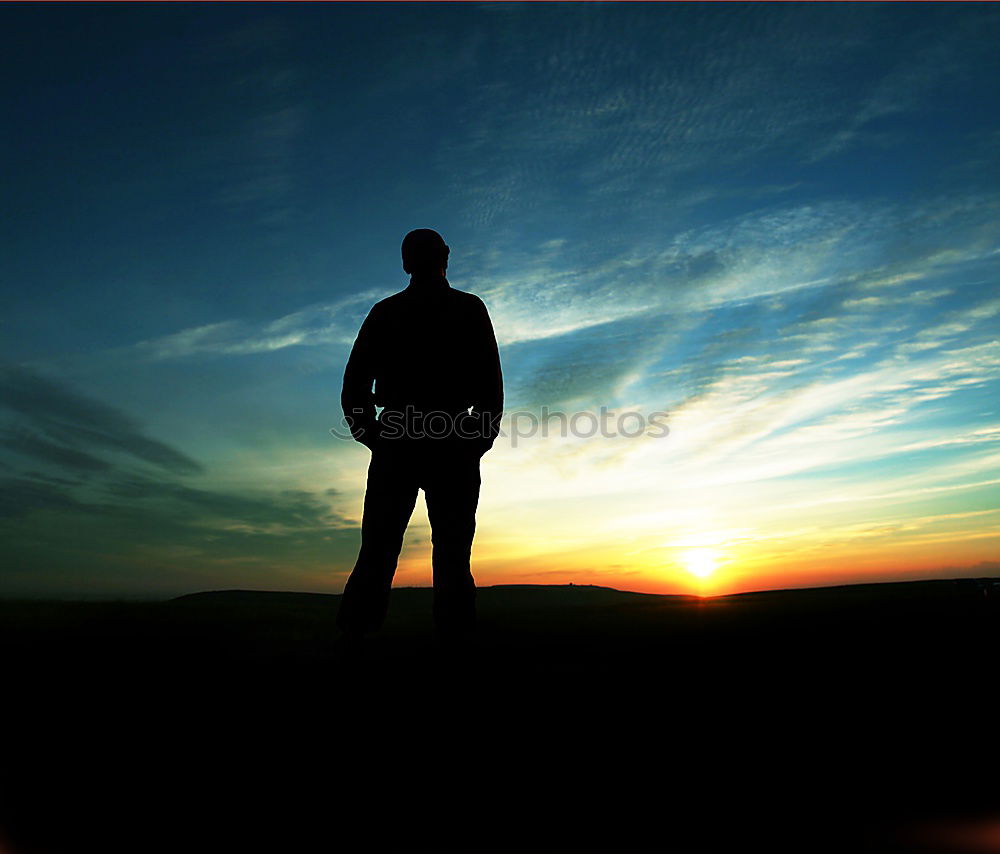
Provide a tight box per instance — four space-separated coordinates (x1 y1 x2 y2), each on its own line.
335 229 503 641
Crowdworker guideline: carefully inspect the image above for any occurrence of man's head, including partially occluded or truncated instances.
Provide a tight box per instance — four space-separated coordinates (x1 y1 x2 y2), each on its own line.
401 229 449 275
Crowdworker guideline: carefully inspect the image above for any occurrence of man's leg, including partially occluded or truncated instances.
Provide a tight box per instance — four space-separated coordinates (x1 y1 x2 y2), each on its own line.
336 450 418 635
424 453 481 634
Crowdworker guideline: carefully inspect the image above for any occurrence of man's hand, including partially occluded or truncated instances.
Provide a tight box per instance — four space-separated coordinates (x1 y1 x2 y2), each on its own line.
346 409 380 450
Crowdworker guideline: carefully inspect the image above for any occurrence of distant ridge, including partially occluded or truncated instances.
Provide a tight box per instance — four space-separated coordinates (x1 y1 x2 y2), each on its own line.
171 589 339 604
170 576 999 605
170 583 668 607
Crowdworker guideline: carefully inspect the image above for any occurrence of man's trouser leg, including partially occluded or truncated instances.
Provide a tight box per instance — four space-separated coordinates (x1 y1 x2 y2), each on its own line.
425 455 481 633
336 450 417 635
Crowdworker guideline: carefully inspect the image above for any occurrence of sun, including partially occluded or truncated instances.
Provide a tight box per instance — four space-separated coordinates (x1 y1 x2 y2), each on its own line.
681 548 719 579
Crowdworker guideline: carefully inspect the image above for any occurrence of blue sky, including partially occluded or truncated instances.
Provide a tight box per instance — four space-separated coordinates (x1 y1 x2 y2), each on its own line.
2 4 999 597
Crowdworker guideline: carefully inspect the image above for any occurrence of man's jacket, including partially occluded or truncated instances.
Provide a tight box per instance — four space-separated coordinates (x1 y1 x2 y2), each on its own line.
341 275 504 453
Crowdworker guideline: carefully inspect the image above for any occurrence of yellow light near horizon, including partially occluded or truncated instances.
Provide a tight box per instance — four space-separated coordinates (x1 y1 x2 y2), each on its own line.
681 548 719 579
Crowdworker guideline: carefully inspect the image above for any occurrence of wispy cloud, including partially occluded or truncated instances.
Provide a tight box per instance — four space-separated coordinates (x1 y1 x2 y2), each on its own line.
0 363 202 475
0 364 357 595
201 19 309 224
133 291 382 360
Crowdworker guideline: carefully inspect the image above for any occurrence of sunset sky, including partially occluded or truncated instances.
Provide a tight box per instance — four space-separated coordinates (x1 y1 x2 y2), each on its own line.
2 4 999 598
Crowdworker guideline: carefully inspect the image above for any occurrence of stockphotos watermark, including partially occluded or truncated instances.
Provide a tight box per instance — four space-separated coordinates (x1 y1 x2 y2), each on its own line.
330 406 670 447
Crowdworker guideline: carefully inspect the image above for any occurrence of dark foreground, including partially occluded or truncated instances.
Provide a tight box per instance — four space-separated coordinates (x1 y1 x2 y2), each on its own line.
2 579 998 854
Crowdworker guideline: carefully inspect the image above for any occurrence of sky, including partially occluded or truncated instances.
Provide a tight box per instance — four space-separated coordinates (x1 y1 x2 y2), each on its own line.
2 3 999 598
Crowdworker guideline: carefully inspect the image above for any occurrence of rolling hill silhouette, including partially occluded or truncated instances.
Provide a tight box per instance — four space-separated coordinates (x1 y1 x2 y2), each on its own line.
2 579 996 854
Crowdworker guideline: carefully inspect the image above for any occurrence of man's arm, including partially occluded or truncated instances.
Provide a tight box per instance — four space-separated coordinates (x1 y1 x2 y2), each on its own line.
471 298 504 453
341 305 380 449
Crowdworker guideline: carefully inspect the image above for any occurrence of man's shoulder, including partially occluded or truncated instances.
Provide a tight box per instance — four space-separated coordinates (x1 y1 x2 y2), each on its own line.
371 291 406 311
370 294 399 314
447 288 491 313
451 287 486 303
367 290 414 318
376 286 487 311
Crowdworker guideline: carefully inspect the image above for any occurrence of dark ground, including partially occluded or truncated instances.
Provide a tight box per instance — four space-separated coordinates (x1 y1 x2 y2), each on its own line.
2 578 998 854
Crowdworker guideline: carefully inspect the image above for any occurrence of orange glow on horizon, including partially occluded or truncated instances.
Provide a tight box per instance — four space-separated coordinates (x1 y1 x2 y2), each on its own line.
349 509 1000 599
